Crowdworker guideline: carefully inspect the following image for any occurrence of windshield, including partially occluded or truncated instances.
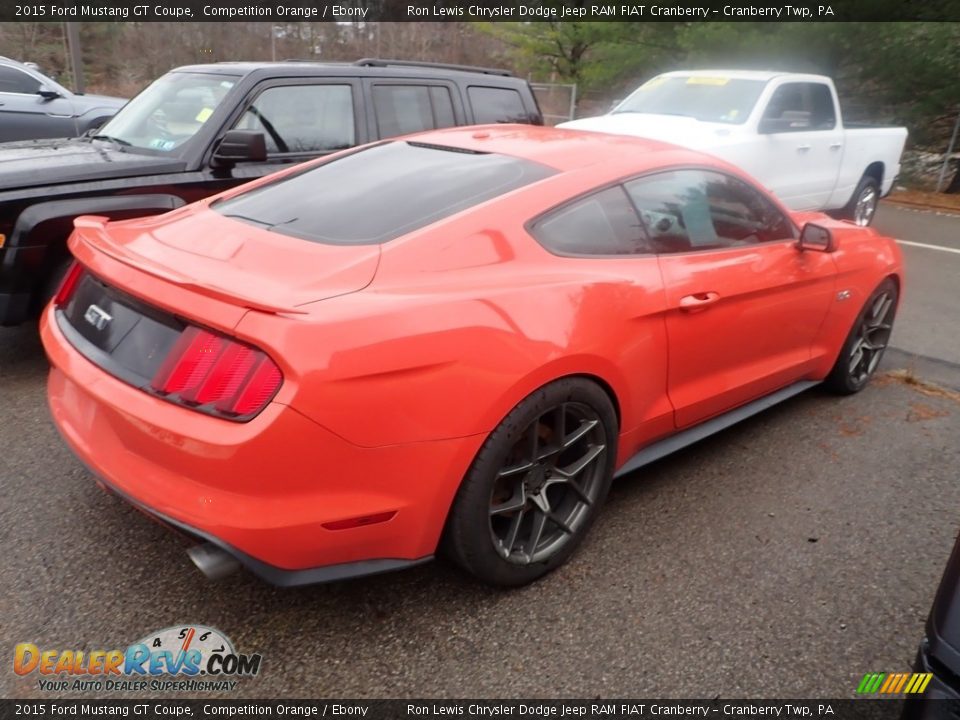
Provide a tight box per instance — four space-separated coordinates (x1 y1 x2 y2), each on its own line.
612 76 766 125
95 72 237 152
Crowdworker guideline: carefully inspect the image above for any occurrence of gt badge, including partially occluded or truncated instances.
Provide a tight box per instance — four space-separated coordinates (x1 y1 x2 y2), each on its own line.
83 304 112 331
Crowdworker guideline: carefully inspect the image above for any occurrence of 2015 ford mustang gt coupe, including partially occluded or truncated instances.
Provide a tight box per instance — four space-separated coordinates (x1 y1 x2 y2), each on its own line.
41 125 903 587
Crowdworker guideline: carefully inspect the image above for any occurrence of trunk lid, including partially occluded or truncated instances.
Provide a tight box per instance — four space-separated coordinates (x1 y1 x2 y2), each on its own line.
70 207 381 314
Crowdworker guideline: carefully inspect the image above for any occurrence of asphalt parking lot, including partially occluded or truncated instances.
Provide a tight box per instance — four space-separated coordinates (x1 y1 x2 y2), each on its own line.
1 203 958 699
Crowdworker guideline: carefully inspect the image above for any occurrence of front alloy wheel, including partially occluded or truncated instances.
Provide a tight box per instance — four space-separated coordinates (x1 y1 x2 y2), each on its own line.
444 378 618 586
826 278 898 394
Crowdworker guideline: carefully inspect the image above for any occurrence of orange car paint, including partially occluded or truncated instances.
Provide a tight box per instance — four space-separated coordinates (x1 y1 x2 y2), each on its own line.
40 125 904 579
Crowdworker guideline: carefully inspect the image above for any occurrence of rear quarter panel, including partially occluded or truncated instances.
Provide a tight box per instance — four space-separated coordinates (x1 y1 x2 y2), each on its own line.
233 171 676 461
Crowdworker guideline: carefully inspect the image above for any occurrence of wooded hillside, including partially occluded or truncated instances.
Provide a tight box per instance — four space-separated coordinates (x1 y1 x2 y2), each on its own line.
2 21 957 190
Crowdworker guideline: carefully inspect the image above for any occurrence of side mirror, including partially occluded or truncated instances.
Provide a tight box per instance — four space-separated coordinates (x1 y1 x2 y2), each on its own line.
759 110 812 134
798 222 835 252
212 130 267 167
36 87 62 101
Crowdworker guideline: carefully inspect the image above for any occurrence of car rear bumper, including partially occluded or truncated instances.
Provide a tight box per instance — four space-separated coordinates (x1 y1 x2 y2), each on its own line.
84 469 433 586
40 304 483 584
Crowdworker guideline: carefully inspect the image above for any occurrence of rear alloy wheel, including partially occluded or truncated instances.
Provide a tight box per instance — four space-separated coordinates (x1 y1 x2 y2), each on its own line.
846 176 880 227
825 278 898 394
444 378 617 586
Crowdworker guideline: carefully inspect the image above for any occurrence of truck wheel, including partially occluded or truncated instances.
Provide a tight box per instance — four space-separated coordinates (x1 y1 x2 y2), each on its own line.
843 176 880 227
443 378 618 587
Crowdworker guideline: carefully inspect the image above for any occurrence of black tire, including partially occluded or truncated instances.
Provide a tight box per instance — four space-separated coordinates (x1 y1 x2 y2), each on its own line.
443 377 618 587
824 278 898 395
842 175 880 227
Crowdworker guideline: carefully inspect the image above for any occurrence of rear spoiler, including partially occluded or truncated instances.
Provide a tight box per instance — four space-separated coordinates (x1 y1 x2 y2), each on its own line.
72 216 307 315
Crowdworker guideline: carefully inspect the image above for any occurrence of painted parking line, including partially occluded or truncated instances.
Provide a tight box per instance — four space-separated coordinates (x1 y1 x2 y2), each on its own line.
896 239 960 256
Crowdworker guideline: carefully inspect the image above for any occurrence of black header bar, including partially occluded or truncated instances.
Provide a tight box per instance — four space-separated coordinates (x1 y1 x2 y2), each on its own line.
3 0 960 22
0 699 926 720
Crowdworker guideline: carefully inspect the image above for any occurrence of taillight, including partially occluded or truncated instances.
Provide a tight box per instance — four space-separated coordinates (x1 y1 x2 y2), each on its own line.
54 262 84 306
150 326 282 420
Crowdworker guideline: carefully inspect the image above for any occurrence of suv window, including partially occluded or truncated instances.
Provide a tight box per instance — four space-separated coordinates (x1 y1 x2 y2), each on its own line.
234 84 356 154
624 170 793 253
372 84 456 137
531 186 648 256
468 86 528 124
762 82 836 131
214 141 555 245
0 65 39 95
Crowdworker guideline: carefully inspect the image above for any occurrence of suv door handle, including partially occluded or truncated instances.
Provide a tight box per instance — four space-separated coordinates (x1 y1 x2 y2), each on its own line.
679 292 721 312
796 144 812 152
829 142 843 150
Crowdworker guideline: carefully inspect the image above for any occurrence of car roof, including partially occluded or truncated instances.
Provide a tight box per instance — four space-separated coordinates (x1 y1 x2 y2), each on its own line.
170 61 524 84
658 69 831 83
0 56 32 70
402 125 694 174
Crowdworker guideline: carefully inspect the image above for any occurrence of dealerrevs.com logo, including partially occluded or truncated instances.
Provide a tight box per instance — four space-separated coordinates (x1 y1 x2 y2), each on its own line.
14 625 262 693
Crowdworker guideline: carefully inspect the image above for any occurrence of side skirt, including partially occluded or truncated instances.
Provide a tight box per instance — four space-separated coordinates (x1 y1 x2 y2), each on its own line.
614 380 821 479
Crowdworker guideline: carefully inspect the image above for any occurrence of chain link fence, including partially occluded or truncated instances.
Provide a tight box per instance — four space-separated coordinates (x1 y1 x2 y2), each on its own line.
530 82 577 125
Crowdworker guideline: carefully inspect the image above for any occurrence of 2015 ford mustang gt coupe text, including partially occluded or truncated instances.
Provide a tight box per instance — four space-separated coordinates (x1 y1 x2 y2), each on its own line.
41 125 903 587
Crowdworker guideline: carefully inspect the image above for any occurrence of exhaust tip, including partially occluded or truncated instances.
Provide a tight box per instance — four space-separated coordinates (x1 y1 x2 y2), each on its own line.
187 543 241 581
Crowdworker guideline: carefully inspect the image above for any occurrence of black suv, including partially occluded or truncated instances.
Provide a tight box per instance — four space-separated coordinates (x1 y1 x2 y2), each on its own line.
902 531 960 719
0 59 543 325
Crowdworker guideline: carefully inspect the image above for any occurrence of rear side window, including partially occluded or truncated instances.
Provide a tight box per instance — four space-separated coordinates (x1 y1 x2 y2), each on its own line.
808 83 836 129
469 86 529 124
372 84 457 137
531 186 649 256
430 87 456 128
214 141 556 245
233 84 355 154
762 82 836 131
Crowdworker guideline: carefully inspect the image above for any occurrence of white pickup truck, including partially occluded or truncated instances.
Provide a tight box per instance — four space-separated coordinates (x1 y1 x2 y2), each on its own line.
560 70 908 226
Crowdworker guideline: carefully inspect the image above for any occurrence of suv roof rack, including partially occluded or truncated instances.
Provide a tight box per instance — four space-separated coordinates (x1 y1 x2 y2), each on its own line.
353 58 513 77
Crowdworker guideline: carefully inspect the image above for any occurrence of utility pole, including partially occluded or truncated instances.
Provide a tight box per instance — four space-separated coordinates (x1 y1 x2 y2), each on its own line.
936 109 960 193
64 22 85 94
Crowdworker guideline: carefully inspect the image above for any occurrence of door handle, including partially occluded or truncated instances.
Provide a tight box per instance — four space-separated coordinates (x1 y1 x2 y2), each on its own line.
829 142 843 150
796 144 812 152
679 292 721 312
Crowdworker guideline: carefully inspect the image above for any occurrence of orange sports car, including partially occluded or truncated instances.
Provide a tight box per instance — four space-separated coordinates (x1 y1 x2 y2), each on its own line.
40 126 903 587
